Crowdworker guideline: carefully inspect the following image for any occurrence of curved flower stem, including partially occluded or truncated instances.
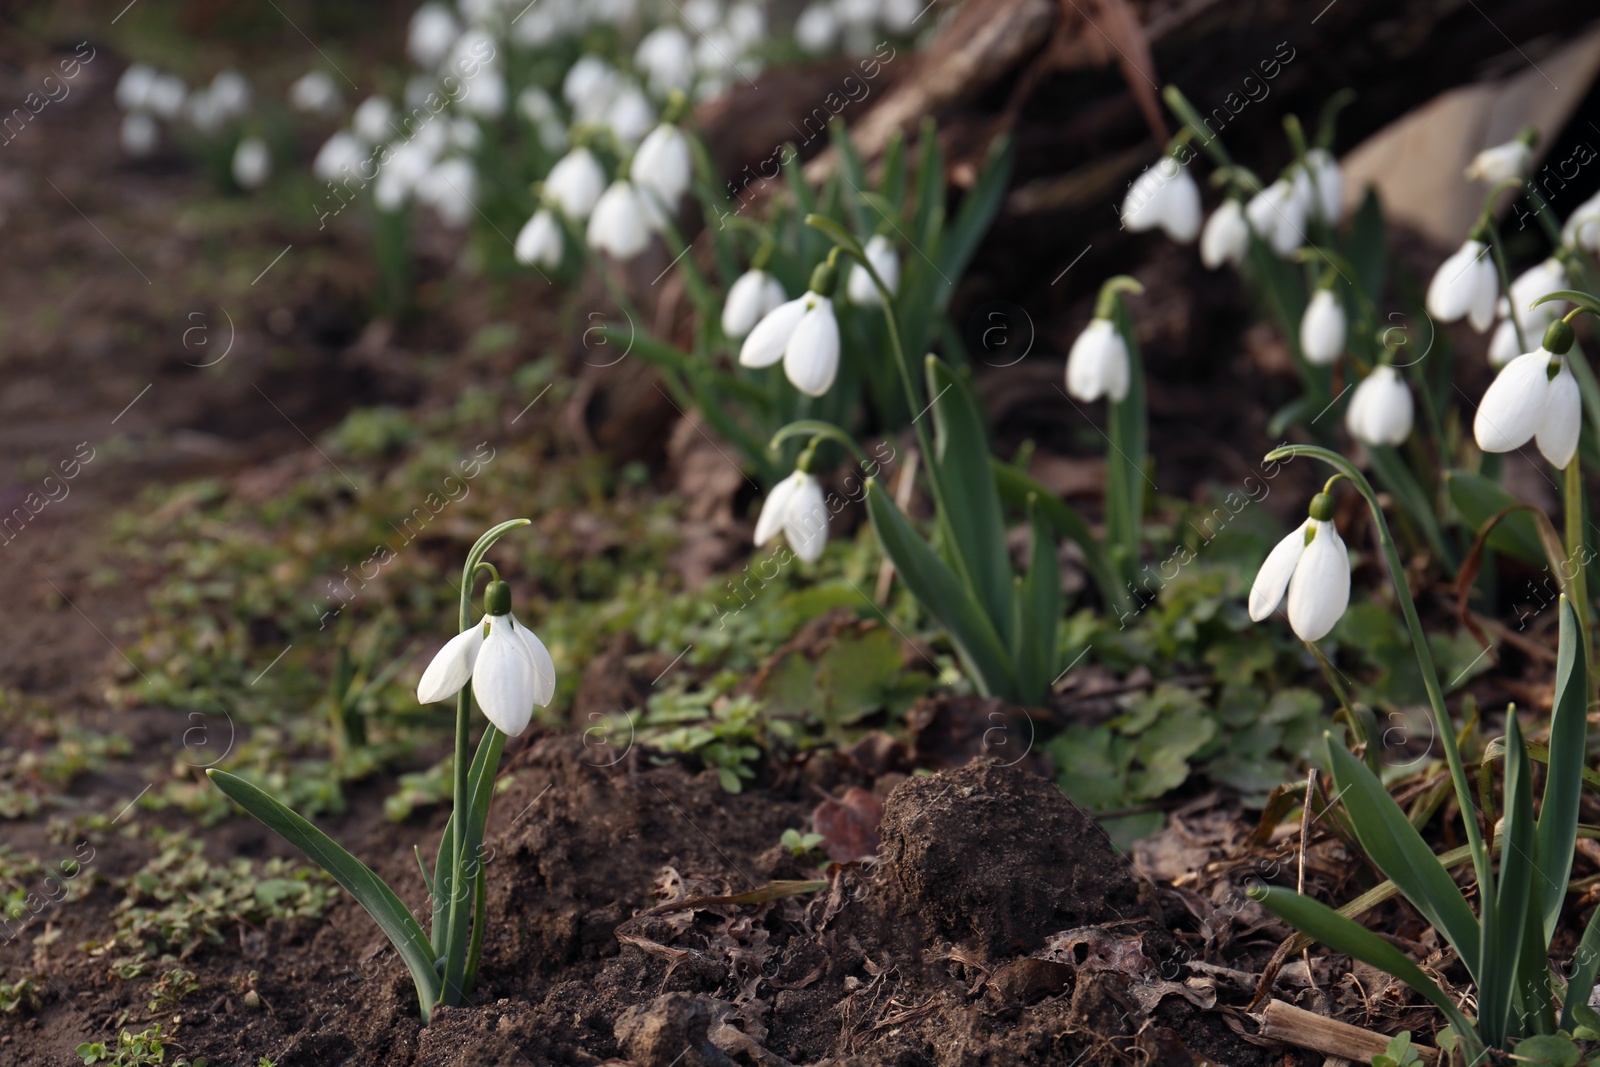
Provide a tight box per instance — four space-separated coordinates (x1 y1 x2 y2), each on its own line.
1264 445 1491 891
1482 217 1527 354
768 420 869 465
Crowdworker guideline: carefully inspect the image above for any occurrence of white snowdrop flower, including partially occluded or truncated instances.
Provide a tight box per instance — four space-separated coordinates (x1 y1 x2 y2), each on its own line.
289 70 342 115
563 55 618 108
352 96 395 144
1064 317 1130 403
313 131 364 181
1249 498 1350 642
459 68 507 119
1466 138 1531 184
1120 156 1201 243
517 86 560 125
586 179 654 259
186 88 224 134
231 137 271 189
544 146 606 219
1425 238 1498 333
835 0 876 28
416 582 555 737
449 117 482 151
740 267 841 397
1245 178 1307 256
1304 148 1343 224
1562 190 1600 252
1345 365 1413 447
795 3 840 52
592 0 637 24
511 5 563 48
1299 289 1346 365
632 123 693 213
208 70 251 121
847 234 900 306
754 469 829 563
374 139 435 210
1200 199 1250 269
115 63 158 112
683 0 723 29
417 158 477 227
1489 259 1568 366
882 0 922 34
408 3 462 68
636 26 695 94
605 85 656 146
146 74 188 121
120 112 159 157
694 32 743 78
1474 345 1581 468
725 3 766 46
722 269 787 340
515 209 564 268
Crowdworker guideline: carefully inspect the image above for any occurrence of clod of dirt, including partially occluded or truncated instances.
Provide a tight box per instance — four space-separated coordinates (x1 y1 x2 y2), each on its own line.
613 993 735 1067
877 758 1143 959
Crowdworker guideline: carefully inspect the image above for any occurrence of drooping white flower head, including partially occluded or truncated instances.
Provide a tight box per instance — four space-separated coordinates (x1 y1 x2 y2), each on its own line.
1299 288 1346 366
208 70 252 121
231 137 271 190
1563 191 1600 253
313 131 364 182
1474 342 1581 468
587 179 654 259
408 2 462 68
1466 137 1532 184
722 268 787 340
116 63 158 112
120 112 159 157
545 146 607 220
1425 238 1498 333
417 158 477 227
1064 318 1130 403
352 96 395 144
1120 156 1202 243
1245 178 1307 256
739 259 841 396
515 209 564 269
754 469 829 563
563 55 619 109
605 84 656 146
1303 148 1343 224
1489 258 1569 367
847 234 900 307
795 4 840 53
459 68 508 120
632 123 693 214
1200 199 1250 270
636 26 695 95
1345 365 1413 447
289 70 342 115
1249 494 1350 642
146 74 188 121
416 581 555 737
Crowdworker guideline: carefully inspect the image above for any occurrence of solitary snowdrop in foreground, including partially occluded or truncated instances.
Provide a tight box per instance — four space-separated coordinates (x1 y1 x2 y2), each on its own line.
722 268 787 340
631 122 693 213
231 137 271 190
587 180 655 260
1064 318 1130 403
1426 238 1498 333
1345 365 1413 447
740 260 842 397
545 146 607 221
1299 289 1346 365
754 468 829 563
1466 135 1532 184
1120 156 1202 243
1245 178 1307 256
417 581 555 737
515 209 563 269
1249 492 1350 642
1474 321 1582 468
1200 199 1250 269
847 235 900 307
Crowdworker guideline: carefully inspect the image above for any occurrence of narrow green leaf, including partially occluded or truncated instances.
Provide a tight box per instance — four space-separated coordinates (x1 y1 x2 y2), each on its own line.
910 117 943 253
1560 886 1600 1030
430 726 506 955
1346 187 1387 302
1015 504 1061 706
208 769 440 1020
865 479 1017 697
992 460 1128 614
828 119 871 235
925 357 1015 647
936 136 1012 293
1538 597 1588 940
1480 714 1535 1046
1251 884 1482 1051
1323 739 1483 979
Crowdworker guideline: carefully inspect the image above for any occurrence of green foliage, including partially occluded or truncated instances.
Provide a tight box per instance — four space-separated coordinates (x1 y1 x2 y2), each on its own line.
780 829 825 861
636 687 781 794
756 625 929 738
77 1024 207 1066
0 975 41 1014
146 968 200 1014
1371 1031 1421 1067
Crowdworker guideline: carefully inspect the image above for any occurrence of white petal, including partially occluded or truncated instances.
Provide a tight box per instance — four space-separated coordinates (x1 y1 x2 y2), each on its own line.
1426 241 1487 323
587 181 651 259
722 270 776 340
631 124 691 208
782 473 829 563
1200 200 1248 269
1249 520 1309 622
754 471 804 546
472 616 537 736
1349 366 1413 447
783 299 840 397
511 616 557 709
1488 319 1523 368
417 624 485 704
1300 290 1345 365
738 296 807 368
1537 360 1581 468
1287 521 1350 642
514 210 562 267
1475 348 1552 454
1467 257 1500 333
1159 168 1202 243
1065 319 1127 402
